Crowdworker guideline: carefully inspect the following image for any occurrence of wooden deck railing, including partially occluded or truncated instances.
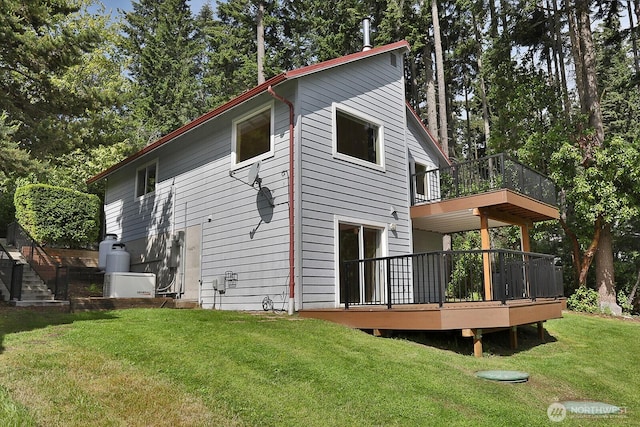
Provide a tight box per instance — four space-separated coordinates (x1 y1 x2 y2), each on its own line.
411 153 557 207
341 249 563 309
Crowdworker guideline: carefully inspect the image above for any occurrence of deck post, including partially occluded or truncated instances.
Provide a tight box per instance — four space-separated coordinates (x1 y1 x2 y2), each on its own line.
510 326 518 350
386 258 392 309
520 224 531 300
520 224 531 252
480 213 492 300
473 329 483 358
537 321 545 342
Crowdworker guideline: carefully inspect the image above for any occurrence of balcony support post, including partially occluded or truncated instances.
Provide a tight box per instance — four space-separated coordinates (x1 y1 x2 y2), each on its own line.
537 321 546 342
480 213 492 300
520 224 531 252
473 329 483 358
510 326 518 350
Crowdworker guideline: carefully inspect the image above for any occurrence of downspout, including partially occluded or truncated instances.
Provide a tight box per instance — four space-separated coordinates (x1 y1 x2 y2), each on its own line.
267 85 295 315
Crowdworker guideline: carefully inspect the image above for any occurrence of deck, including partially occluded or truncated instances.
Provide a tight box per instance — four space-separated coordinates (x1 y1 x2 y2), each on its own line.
300 298 566 356
308 154 565 357
299 298 565 331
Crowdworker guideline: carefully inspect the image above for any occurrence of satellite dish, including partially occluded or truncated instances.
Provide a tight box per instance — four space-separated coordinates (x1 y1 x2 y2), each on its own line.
247 161 261 187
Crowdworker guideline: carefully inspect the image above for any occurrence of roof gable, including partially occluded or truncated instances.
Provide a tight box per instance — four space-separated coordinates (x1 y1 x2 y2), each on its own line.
88 41 411 184
405 102 450 166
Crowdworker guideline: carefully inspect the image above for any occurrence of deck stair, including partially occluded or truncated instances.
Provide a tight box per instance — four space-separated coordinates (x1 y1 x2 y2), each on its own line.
20 264 54 301
0 238 62 306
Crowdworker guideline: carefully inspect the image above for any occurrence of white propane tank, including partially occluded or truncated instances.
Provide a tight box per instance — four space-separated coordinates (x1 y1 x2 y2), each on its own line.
98 234 119 271
105 243 130 273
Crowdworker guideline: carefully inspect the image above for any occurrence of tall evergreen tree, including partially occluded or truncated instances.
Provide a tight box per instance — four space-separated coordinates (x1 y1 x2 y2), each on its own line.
196 0 282 108
123 0 201 141
0 0 105 158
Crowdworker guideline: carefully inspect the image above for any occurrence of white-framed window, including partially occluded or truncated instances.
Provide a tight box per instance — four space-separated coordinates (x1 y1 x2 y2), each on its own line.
334 216 388 306
413 162 440 202
231 102 275 169
332 103 385 170
136 160 157 198
415 162 427 197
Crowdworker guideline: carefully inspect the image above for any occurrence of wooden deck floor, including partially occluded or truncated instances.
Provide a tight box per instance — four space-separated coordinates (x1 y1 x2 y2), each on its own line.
299 298 565 332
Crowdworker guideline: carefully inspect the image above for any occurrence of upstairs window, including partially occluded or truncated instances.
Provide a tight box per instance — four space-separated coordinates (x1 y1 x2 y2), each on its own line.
232 103 274 168
415 163 427 196
136 161 157 197
413 162 439 202
333 104 384 169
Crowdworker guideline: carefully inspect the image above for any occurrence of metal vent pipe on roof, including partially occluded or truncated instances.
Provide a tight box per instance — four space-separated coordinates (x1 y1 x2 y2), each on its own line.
362 18 372 51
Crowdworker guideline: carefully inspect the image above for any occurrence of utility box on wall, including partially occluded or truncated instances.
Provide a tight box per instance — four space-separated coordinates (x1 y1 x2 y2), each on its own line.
103 272 156 298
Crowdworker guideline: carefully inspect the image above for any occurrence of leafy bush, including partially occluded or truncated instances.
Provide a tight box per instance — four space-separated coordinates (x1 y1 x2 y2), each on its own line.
618 290 634 314
14 184 100 248
567 286 600 313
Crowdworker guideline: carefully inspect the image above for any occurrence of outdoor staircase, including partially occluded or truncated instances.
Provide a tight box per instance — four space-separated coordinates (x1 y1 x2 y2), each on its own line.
20 264 55 301
0 238 65 307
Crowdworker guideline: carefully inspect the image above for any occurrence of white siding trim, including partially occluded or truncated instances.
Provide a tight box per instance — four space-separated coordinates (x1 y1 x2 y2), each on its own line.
333 215 389 308
230 101 275 170
331 102 386 172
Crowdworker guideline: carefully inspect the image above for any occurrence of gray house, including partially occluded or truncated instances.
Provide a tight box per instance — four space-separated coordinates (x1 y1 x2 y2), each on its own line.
90 41 447 312
90 40 563 356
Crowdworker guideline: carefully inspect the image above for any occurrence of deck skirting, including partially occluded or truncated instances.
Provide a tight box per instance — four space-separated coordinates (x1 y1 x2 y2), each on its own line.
299 298 565 331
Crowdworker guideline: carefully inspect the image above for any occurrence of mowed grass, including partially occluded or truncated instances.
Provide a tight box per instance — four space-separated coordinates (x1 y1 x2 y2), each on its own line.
0 308 638 426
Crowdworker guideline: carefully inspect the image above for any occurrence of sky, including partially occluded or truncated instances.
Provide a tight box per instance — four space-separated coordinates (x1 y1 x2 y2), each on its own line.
96 0 215 16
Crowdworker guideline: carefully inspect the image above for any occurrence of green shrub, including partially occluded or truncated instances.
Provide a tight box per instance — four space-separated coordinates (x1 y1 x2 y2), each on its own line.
618 290 634 314
567 286 600 313
14 184 100 248
0 185 15 237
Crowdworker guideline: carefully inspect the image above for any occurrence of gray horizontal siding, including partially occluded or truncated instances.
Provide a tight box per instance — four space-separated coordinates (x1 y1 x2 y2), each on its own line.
297 52 413 309
104 84 297 310
406 116 440 171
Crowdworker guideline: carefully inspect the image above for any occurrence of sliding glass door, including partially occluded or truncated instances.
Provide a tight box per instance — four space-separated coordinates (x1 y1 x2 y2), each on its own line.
339 223 383 305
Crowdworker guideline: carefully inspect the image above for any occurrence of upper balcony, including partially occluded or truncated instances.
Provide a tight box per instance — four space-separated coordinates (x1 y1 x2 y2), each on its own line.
410 153 559 234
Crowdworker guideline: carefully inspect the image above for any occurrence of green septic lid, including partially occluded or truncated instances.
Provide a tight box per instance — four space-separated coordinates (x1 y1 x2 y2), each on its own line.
475 370 529 383
561 401 621 415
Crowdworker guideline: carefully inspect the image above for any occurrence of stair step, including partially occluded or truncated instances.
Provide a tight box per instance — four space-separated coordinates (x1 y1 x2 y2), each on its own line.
21 294 54 301
12 300 69 309
22 287 51 293
1 240 63 302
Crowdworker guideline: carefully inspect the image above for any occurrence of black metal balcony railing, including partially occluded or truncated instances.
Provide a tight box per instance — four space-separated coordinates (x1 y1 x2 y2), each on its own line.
0 245 23 300
7 222 68 300
411 153 557 207
341 249 563 309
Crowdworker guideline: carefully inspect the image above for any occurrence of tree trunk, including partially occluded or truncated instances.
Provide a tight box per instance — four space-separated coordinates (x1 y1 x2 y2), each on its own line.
472 12 491 147
499 0 509 35
636 0 640 39
410 57 420 115
551 0 571 122
596 223 621 314
567 5 586 110
628 0 640 79
463 76 474 158
489 0 498 39
257 0 265 85
424 39 438 136
575 0 604 144
432 0 449 156
560 215 602 287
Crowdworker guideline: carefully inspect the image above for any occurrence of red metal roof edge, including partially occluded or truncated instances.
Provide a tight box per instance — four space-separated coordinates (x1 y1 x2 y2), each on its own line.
285 40 410 79
87 40 411 185
87 73 288 184
405 101 451 165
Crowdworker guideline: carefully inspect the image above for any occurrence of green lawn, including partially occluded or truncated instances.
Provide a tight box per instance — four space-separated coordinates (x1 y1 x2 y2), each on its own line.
0 308 638 426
